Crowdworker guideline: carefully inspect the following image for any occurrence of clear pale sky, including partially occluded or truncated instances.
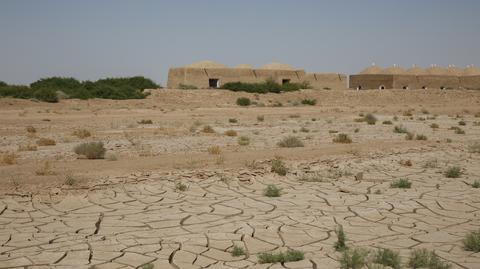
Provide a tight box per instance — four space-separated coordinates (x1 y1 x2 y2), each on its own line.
1 0 479 85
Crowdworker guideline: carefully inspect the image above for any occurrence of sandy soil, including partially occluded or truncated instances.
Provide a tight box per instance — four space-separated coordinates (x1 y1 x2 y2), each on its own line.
0 89 479 268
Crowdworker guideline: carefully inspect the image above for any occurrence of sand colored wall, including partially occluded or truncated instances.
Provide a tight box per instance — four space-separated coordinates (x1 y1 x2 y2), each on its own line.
392 75 418 89
167 67 347 89
459 76 480 90
349 74 394 89
416 75 460 89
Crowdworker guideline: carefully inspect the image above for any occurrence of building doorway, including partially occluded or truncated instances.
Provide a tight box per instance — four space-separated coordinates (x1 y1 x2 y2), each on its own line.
209 79 219 88
402 86 409 90
282 79 291 85
379 85 385 90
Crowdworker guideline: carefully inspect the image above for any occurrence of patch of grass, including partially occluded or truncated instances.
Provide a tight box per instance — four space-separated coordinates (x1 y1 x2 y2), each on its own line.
405 132 414 140
300 127 309 133
175 182 187 191
277 136 304 148
473 180 480 188
430 123 439 129
264 184 281 197
36 138 56 146
178 83 197 90
416 134 428 140
72 129 91 138
403 110 413 117
223 79 309 94
450 126 465 134
298 173 325 182
65 174 76 186
237 136 250 146
1 152 17 165
202 125 215 133
382 120 393 125
74 142 106 159
224 130 237 137
138 119 153 124
354 128 360 133
207 145 221 155
334 225 348 251
390 178 412 188
141 264 154 269
463 230 480 252
257 249 304 264
257 115 264 122
301 98 317 105
333 133 352 144
340 248 369 269
364 113 377 125
228 118 238 123
26 126 36 133
236 97 251 106
231 245 246 257
408 249 451 269
373 248 401 269
458 120 466 126
444 166 461 178
393 125 408 133
271 158 288 176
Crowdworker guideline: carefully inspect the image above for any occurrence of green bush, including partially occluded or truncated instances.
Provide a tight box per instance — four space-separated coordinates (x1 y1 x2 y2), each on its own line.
264 184 281 197
277 136 304 148
340 248 369 269
408 249 451 269
257 249 304 264
445 166 461 178
390 178 412 188
74 142 106 159
222 79 309 94
271 158 288 176
301 98 317 105
463 230 480 252
334 225 348 251
231 245 246 257
373 248 401 269
236 97 251 106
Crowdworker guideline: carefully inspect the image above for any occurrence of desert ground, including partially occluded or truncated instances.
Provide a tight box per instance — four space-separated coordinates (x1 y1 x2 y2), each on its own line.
0 89 479 269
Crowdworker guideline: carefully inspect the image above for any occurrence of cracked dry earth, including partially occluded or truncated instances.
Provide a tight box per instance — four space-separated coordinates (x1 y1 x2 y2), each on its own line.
1 148 479 269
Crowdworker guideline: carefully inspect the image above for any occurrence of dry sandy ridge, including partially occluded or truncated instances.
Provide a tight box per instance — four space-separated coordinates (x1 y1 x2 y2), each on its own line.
0 89 480 268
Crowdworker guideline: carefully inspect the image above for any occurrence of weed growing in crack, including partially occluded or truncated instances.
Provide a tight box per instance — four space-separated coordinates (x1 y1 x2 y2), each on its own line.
264 184 281 197
463 230 480 252
339 248 369 269
231 245 246 257
444 166 461 178
257 249 304 264
271 158 287 176
408 249 451 269
334 225 348 251
390 179 412 189
373 248 401 269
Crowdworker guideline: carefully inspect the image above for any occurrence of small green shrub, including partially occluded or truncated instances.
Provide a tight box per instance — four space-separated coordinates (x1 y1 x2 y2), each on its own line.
257 115 264 122
408 249 451 269
138 119 153 124
458 120 466 126
74 142 106 159
416 134 428 140
473 180 480 188
175 182 187 191
277 136 304 148
301 99 317 105
236 97 251 106
271 158 288 176
264 184 281 197
229 118 238 123
238 136 250 146
141 263 154 269
390 178 412 188
430 123 439 129
382 120 393 125
394 125 408 133
178 83 198 90
364 114 377 125
231 245 246 257
333 133 352 144
334 225 347 251
257 249 304 264
373 248 401 269
340 248 369 269
445 166 461 178
463 230 480 252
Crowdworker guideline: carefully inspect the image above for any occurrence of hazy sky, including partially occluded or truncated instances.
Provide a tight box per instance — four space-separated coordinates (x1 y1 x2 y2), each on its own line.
1 0 479 85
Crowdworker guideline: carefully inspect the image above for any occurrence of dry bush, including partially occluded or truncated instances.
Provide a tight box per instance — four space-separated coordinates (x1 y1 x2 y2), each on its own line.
333 133 352 144
207 145 221 155
138 119 153 124
35 161 56 176
26 126 36 133
224 130 238 137
271 158 288 176
1 152 17 165
202 125 215 133
18 144 37 151
36 138 56 146
72 129 91 138
74 142 106 159
277 136 304 148
238 136 250 146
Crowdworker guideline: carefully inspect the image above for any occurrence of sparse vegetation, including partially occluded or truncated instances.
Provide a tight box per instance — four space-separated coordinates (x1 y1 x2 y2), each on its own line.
394 125 408 133
141 264 154 269
277 136 304 148
382 120 392 125
138 119 153 124
236 97 251 106
416 134 428 140
72 129 91 138
390 178 412 188
224 130 237 137
237 136 250 146
458 120 466 126
26 126 36 133
74 142 106 159
271 158 288 176
257 249 304 264
408 249 451 269
231 245 246 257
301 98 317 105
264 184 281 197
364 113 377 125
257 115 264 122
444 166 461 178
1 152 17 165
340 248 369 269
430 123 439 129
405 132 414 140
18 144 37 151
175 182 187 192
334 225 348 251
463 230 480 252
473 180 480 188
36 138 56 146
373 248 401 269
65 174 76 186
202 125 215 133
178 83 198 90
207 145 221 155
222 79 310 94
333 133 352 144
229 118 238 123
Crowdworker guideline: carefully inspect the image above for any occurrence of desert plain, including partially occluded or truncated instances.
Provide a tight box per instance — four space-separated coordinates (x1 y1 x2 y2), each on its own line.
0 89 479 269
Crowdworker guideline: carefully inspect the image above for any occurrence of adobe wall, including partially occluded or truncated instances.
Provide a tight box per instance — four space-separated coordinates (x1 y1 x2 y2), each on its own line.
459 76 480 90
392 75 418 89
167 68 210 88
304 73 347 89
416 75 460 89
349 74 394 89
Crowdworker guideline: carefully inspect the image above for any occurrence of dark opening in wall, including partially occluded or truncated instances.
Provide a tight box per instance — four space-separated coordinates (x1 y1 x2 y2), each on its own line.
422 86 428 90
379 85 385 90
402 86 409 90
209 79 219 88
440 86 446 90
356 86 362 90
282 79 291 85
